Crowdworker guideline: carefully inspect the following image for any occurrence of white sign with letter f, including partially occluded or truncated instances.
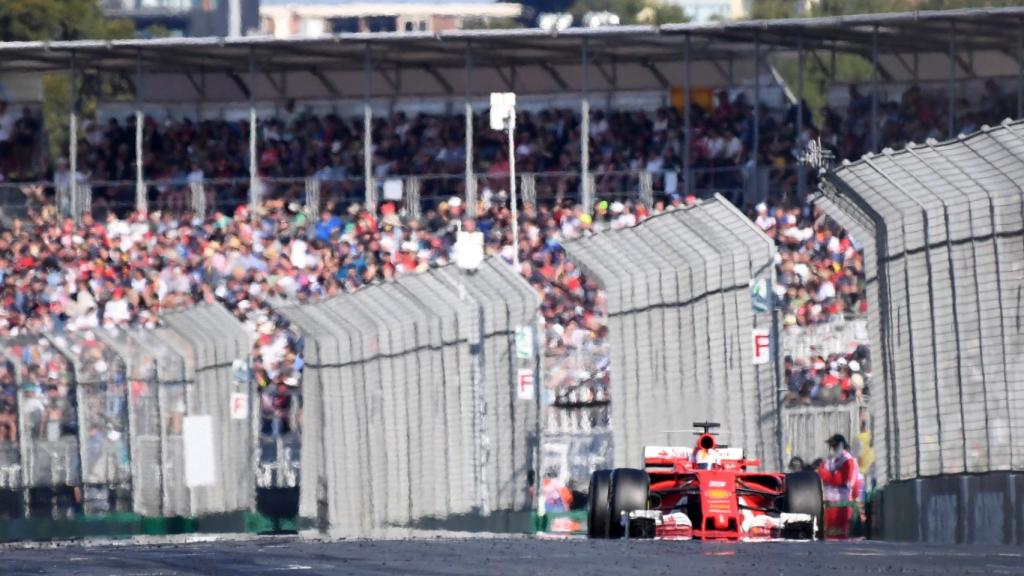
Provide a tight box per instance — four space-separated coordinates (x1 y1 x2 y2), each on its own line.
752 329 771 365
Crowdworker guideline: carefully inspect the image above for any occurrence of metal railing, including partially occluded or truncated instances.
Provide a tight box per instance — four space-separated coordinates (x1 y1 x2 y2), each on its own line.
0 165 771 224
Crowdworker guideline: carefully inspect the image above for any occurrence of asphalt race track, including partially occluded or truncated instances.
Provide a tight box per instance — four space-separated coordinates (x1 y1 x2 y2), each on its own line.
3 536 1023 575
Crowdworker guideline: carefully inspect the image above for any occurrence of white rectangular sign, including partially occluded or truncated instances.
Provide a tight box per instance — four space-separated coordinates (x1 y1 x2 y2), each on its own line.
515 326 534 359
752 328 771 365
183 415 216 488
490 92 517 130
382 178 404 201
517 369 535 401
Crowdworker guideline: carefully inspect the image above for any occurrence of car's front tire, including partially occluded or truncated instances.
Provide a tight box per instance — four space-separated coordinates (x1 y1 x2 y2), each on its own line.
587 469 613 539
784 470 824 539
608 468 649 538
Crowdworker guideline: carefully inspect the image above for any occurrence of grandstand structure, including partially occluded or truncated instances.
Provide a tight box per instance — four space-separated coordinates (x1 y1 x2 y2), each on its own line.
1 7 1024 216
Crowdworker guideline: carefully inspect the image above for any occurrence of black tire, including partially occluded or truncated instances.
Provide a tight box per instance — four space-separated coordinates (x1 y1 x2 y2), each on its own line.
784 470 824 539
587 470 613 539
608 468 650 539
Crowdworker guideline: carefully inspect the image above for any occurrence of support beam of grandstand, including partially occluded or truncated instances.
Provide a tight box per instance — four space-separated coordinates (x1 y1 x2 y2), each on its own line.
581 39 591 214
376 68 400 93
592 59 615 90
226 71 250 100
683 34 691 196
797 36 805 202
364 46 375 212
185 70 206 100
640 60 669 89
890 51 913 80
871 26 879 153
309 68 338 97
949 24 957 140
507 107 519 269
465 46 476 212
953 53 975 81
263 71 287 100
753 35 760 203
711 58 732 85
135 49 145 214
69 50 78 222
249 46 259 220
422 65 453 95
539 63 568 91
1019 25 1024 120
810 49 830 81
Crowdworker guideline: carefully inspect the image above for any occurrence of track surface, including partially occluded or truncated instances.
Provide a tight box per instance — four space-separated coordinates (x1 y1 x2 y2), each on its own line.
4 536 1023 575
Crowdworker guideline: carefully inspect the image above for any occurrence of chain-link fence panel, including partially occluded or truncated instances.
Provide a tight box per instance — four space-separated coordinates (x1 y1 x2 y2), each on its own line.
97 329 162 518
563 236 631 468
251 311 302 493
696 199 779 467
330 291 391 530
283 258 539 537
820 120 1024 487
162 304 254 516
0 347 24 490
47 331 132 514
563 196 778 470
691 204 749 457
871 152 962 477
959 125 1024 472
783 404 862 468
375 283 433 523
632 212 702 451
354 288 413 527
274 303 348 533
9 334 81 490
815 192 889 485
444 258 541 513
399 270 478 520
146 327 194 518
782 318 870 360
640 209 712 450
829 161 918 482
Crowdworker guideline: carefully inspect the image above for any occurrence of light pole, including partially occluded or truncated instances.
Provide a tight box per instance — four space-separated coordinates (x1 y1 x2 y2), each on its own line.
491 92 519 269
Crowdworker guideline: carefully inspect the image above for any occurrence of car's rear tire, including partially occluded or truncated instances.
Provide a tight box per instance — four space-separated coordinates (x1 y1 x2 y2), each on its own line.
784 470 824 539
587 470 613 539
608 468 649 539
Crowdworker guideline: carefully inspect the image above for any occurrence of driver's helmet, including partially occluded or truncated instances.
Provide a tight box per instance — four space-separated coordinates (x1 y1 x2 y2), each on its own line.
693 448 720 470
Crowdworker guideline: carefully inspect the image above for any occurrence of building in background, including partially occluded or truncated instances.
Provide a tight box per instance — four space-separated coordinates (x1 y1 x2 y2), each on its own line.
673 0 818 22
671 0 745 22
260 0 522 37
101 0 261 37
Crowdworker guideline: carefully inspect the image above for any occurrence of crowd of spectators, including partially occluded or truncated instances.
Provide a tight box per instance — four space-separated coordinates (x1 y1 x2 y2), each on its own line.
784 347 870 406
5 78 1005 435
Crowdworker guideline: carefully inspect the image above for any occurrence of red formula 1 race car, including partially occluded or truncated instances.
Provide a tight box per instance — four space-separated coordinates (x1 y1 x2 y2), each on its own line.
587 422 823 541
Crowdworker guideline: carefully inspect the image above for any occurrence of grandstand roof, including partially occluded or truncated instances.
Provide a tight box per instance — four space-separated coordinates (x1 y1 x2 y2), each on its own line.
1 7 1022 103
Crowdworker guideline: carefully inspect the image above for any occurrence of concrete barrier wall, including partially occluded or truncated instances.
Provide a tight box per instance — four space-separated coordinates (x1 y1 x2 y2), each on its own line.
877 472 1022 545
